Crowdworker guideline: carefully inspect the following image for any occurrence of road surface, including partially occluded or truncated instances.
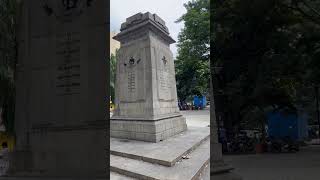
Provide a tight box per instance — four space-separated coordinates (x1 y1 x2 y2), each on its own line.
224 145 320 180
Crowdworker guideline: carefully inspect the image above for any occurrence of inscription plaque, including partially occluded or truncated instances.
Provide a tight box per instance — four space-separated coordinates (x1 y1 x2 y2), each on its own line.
128 70 135 93
158 54 172 101
12 0 108 177
55 32 81 95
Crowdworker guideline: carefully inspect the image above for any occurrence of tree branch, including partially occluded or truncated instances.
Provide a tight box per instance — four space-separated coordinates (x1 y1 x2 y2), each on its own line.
285 0 320 25
300 0 320 18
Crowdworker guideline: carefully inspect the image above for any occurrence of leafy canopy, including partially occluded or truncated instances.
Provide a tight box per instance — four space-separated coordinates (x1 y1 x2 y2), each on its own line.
212 0 320 130
175 0 210 101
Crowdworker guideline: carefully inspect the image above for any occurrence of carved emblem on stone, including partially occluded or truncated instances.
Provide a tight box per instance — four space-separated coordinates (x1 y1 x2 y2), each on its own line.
42 0 93 22
129 57 135 65
124 57 141 67
62 0 79 10
162 56 167 65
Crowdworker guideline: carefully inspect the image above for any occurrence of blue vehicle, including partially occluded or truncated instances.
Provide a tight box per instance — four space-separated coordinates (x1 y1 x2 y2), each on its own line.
267 110 308 141
193 96 206 109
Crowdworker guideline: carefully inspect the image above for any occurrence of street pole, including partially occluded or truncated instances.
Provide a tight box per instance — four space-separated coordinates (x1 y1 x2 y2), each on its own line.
315 85 320 139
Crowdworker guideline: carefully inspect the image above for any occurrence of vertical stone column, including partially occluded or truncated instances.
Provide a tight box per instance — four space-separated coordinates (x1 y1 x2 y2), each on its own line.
211 77 223 164
111 12 187 142
9 0 33 173
211 72 242 179
10 0 108 178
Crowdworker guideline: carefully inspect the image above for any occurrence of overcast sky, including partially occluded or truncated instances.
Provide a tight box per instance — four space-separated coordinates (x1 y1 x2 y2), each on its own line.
110 0 190 58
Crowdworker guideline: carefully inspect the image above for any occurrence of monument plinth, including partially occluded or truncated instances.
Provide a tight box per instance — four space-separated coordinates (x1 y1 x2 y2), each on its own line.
110 12 187 142
10 1 107 178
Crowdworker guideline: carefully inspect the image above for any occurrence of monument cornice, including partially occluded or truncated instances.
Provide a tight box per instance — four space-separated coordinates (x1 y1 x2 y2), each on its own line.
113 14 175 44
111 113 183 121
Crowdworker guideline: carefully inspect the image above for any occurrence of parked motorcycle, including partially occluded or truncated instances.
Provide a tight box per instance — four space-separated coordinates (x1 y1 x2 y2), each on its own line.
269 137 283 153
282 136 299 153
226 134 255 153
267 136 299 153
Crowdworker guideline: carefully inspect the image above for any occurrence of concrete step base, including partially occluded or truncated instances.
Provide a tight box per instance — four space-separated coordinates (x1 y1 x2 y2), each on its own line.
110 126 210 166
110 138 210 180
110 172 137 180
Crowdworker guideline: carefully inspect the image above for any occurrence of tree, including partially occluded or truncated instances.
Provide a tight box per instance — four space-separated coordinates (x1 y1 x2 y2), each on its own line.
110 49 120 103
0 0 19 134
175 0 210 102
110 52 117 103
212 0 320 136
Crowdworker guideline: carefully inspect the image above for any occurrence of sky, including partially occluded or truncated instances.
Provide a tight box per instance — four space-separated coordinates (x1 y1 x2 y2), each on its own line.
110 0 190 58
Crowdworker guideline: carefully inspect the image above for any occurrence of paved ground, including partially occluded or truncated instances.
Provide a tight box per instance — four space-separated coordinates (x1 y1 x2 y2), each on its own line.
181 107 210 128
181 109 320 180
308 138 320 145
110 107 210 128
224 145 320 180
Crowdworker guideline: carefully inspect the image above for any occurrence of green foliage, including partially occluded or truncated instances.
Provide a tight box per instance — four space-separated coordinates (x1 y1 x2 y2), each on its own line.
110 52 117 103
212 0 320 131
110 49 120 103
175 0 210 101
0 0 18 134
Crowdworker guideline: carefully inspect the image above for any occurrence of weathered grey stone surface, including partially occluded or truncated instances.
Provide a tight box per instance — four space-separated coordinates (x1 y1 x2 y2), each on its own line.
199 163 210 180
110 138 209 180
10 0 107 178
111 126 209 166
111 12 187 142
110 172 137 180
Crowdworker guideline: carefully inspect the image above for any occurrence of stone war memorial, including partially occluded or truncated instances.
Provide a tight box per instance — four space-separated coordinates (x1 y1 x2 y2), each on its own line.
110 12 187 142
8 0 107 179
110 12 210 179
110 12 242 180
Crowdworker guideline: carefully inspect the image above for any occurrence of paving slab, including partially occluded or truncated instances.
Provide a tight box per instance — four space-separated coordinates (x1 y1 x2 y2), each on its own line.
110 126 210 166
181 108 210 128
224 145 320 180
110 139 209 180
110 172 137 180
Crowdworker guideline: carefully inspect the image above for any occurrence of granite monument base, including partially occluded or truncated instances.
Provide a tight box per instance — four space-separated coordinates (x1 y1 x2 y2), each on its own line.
8 150 33 175
110 127 209 179
111 115 187 142
7 128 107 179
